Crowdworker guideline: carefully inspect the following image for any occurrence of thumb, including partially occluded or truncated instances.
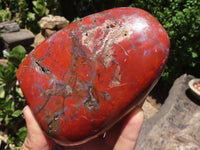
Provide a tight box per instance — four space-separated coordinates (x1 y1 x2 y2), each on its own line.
114 108 144 150
21 105 52 150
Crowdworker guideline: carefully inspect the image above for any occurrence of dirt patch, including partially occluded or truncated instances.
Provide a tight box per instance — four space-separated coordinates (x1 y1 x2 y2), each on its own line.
142 81 170 120
142 96 161 120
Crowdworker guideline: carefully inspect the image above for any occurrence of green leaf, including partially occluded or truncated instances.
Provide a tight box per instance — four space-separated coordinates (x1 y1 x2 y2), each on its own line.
33 7 39 15
192 52 198 58
32 0 49 17
45 8 49 15
0 83 5 98
192 62 196 67
36 4 44 10
8 45 26 68
32 1 37 7
5 115 12 125
10 45 26 57
4 100 14 112
16 87 24 97
0 63 17 89
17 127 27 141
12 110 23 117
27 12 35 21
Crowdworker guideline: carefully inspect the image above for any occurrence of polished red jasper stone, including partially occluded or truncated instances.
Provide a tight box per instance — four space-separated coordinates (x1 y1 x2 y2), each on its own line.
17 7 170 145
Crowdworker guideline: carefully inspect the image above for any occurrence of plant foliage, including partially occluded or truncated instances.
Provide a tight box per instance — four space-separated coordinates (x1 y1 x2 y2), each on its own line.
0 45 27 149
0 0 59 33
129 0 200 85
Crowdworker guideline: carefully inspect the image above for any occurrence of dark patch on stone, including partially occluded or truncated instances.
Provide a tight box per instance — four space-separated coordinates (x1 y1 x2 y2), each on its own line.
84 87 99 111
46 112 64 137
99 90 111 101
35 60 51 74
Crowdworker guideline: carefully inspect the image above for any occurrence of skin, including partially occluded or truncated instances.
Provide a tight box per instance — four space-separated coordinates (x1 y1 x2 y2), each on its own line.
21 105 144 150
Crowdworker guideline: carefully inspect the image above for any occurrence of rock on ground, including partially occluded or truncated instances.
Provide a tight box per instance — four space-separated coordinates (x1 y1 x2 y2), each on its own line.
0 21 20 33
0 29 34 51
40 15 69 30
39 15 69 38
136 74 200 150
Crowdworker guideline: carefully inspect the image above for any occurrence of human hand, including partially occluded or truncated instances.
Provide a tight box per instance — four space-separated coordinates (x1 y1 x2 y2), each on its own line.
21 105 144 150
21 106 53 150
